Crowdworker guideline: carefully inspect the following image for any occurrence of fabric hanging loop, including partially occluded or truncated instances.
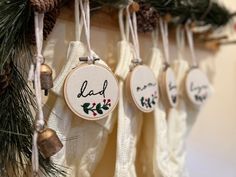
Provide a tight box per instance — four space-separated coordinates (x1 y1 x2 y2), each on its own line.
127 6 141 63
75 0 83 41
159 18 170 64
185 24 198 67
119 8 126 41
79 0 94 62
32 12 45 176
115 7 133 79
52 0 85 95
176 26 185 61
152 27 159 48
118 7 130 42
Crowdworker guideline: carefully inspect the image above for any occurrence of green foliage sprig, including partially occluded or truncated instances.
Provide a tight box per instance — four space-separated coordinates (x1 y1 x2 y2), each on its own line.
0 1 66 176
0 62 66 177
169 0 232 28
0 0 32 69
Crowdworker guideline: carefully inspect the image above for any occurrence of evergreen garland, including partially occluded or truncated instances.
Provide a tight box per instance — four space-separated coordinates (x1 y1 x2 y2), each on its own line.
0 0 65 176
93 0 129 7
0 0 31 69
147 0 178 16
0 62 66 177
90 0 235 30
202 1 232 28
169 0 233 28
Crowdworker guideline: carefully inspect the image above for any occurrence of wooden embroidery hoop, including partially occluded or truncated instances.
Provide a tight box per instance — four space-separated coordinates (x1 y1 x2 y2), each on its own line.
64 62 119 120
184 66 210 108
159 64 178 109
126 64 158 113
184 22 210 108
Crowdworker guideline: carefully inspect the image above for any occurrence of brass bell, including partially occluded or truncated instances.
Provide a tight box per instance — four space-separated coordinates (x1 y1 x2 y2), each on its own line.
40 64 53 96
37 128 63 158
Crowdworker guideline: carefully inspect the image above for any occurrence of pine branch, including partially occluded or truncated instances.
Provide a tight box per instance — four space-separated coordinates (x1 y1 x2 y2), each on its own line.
0 0 32 69
0 1 66 176
148 0 177 16
168 0 232 28
204 2 231 28
0 62 66 177
92 0 129 7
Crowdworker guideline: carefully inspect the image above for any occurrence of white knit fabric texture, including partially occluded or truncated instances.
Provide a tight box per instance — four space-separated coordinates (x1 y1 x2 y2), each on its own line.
114 39 143 177
148 47 171 177
168 58 189 177
52 41 85 95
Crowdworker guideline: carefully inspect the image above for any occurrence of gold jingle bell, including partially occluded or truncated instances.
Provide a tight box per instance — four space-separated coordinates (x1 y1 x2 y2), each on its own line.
37 128 63 158
40 64 53 96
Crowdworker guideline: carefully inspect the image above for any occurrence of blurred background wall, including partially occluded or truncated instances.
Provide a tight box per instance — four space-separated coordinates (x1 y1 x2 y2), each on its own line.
186 1 236 177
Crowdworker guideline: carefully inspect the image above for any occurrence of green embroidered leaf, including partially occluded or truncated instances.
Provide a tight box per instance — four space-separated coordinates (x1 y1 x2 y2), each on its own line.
147 98 152 108
83 107 89 114
140 97 145 107
97 109 103 114
102 105 109 110
96 103 102 110
82 103 90 108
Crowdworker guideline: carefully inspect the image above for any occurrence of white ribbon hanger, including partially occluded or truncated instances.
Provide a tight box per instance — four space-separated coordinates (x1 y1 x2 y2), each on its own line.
31 12 46 176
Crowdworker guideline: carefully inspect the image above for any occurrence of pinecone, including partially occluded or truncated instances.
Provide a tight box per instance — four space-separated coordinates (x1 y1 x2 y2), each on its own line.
43 7 60 39
29 0 61 13
30 6 60 44
0 63 12 96
136 1 159 33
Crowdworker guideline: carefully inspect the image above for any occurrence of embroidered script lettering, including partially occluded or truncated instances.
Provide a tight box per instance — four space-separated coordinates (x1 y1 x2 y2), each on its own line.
77 80 108 98
137 82 157 92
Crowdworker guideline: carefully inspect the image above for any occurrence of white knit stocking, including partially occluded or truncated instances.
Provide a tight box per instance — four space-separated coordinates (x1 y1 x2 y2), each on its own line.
151 48 171 177
114 8 143 177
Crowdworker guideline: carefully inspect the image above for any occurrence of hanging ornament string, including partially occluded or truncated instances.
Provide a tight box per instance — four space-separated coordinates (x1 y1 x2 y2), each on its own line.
159 18 170 64
32 12 45 176
75 0 84 41
79 0 94 62
118 7 130 42
119 8 126 41
176 26 185 60
127 4 142 64
185 24 198 67
152 27 159 48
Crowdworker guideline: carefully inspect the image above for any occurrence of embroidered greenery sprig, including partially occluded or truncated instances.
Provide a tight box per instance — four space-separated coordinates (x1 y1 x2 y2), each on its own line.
82 99 111 116
140 91 158 109
195 93 208 102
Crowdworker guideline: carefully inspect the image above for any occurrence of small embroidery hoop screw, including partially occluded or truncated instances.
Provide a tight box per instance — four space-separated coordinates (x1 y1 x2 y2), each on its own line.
130 58 143 71
79 56 100 64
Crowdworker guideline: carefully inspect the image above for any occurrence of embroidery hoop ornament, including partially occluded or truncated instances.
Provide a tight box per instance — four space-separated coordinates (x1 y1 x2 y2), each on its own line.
159 17 178 109
126 4 159 113
63 0 119 120
185 23 210 108
160 63 178 109
64 60 119 120
127 61 159 113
